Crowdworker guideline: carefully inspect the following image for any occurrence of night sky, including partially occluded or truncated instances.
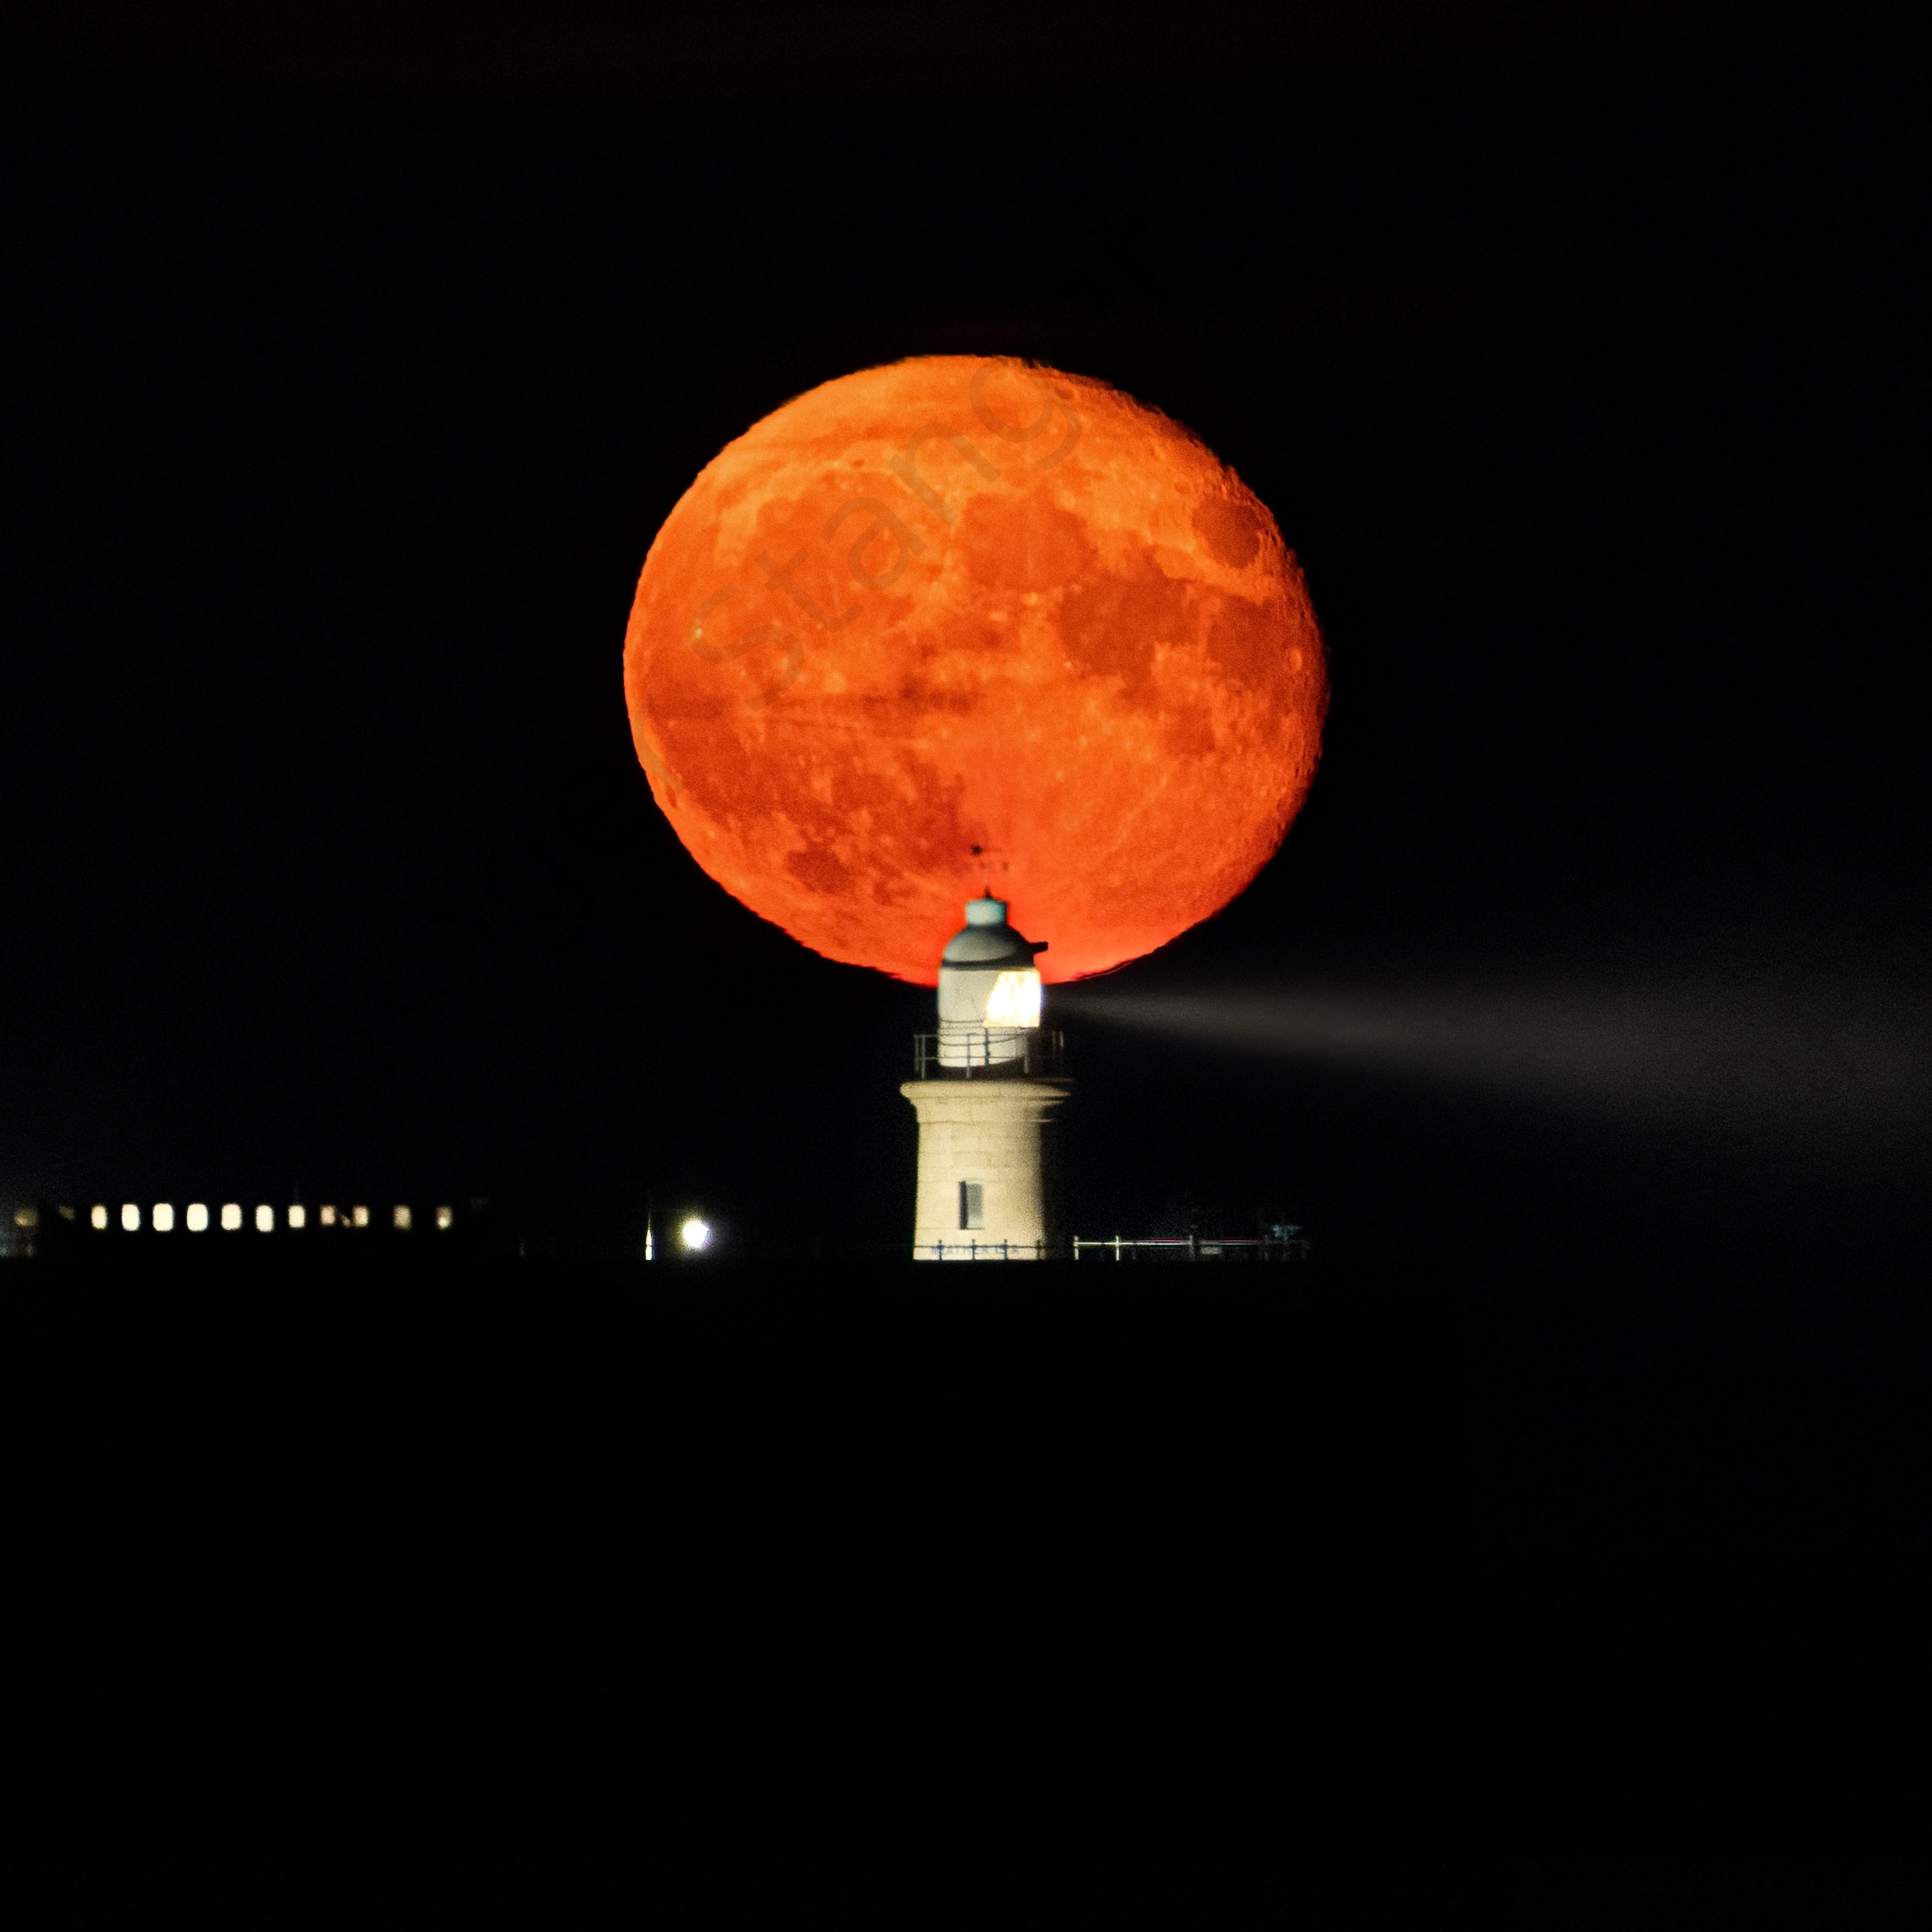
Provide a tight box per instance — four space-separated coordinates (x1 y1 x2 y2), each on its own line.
6 9 1920 1268
5 10 1929 1922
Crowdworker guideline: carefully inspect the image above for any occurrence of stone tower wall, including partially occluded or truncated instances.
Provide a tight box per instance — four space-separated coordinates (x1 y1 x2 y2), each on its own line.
898 1079 1071 1259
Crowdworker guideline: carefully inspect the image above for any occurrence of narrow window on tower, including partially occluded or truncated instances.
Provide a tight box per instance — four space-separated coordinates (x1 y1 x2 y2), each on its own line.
959 1181 984 1231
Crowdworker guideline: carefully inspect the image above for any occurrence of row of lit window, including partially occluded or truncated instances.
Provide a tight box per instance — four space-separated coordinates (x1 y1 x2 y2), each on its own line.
88 1202 455 1233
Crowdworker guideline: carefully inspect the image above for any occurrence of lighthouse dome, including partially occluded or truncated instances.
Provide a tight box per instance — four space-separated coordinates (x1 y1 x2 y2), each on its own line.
942 896 1045 968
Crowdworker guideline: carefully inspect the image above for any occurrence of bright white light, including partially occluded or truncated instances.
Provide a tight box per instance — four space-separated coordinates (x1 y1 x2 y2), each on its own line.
90 1204 107 1231
435 1206 453 1230
351 1206 369 1228
121 1203 141 1232
153 1203 175 1232
255 1204 274 1233
985 969 1042 1028
319 1204 337 1226
221 1203 243 1232
186 1203 210 1232
288 1204 307 1229
679 1216 711 1252
393 1204 411 1232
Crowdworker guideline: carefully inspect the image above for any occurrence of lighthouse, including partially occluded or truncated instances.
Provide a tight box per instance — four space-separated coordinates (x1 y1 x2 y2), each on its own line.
901 896 1070 1260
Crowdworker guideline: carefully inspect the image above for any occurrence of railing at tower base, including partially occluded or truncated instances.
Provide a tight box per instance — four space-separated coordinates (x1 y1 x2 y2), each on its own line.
921 1239 1049 1260
1072 1233 1311 1262
917 1232 1313 1261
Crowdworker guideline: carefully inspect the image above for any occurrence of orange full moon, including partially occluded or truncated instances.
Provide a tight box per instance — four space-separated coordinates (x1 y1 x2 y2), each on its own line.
622 357 1327 984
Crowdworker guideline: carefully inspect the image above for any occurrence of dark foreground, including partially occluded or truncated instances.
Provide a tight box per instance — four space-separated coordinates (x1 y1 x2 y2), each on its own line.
5 1255 1926 1925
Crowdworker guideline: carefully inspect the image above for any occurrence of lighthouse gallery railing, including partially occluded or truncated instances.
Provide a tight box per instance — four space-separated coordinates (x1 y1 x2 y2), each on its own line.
911 1030 1066 1079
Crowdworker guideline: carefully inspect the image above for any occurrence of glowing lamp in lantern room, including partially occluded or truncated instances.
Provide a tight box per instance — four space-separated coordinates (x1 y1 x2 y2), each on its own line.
984 969 1043 1029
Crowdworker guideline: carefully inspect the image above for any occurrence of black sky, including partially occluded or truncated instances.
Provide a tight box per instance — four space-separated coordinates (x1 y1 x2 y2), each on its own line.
3 5 1923 1266
6 20 1931 1921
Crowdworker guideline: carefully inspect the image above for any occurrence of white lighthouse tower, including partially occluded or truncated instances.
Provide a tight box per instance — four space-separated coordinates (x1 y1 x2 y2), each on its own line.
900 896 1070 1260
